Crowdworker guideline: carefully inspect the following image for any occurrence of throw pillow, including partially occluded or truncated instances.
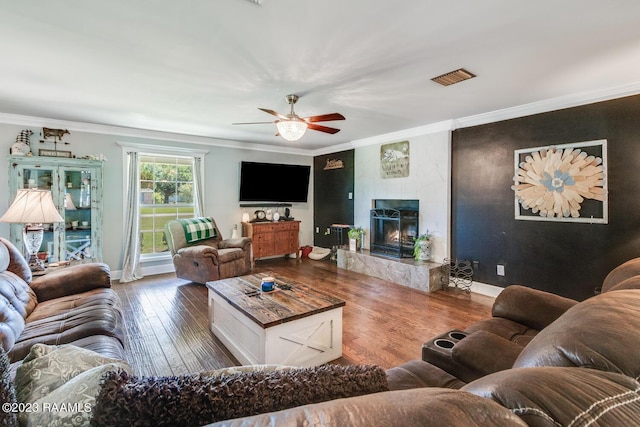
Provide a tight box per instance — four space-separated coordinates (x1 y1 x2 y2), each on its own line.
92 364 389 427
0 346 17 427
15 343 132 426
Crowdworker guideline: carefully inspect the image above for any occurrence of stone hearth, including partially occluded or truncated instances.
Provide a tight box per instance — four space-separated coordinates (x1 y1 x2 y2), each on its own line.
337 249 443 292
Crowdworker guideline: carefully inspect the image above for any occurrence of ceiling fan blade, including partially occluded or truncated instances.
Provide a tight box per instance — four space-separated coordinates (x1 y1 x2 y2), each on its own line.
232 121 274 125
304 113 345 123
258 108 288 120
307 123 341 134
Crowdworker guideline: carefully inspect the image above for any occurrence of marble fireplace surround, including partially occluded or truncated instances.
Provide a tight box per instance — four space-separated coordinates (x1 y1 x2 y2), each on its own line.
337 248 443 292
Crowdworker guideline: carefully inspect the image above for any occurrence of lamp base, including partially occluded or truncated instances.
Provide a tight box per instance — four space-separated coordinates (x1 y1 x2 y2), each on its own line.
23 226 45 273
27 254 46 272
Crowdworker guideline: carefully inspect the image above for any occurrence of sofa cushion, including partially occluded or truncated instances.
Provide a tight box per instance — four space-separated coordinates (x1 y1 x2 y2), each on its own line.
91 364 389 427
386 359 466 390
513 290 640 379
206 388 528 427
464 317 537 347
0 242 9 272
29 263 112 302
9 291 125 362
463 367 640 427
0 271 37 319
15 343 131 427
491 285 577 331
0 238 31 284
601 257 640 293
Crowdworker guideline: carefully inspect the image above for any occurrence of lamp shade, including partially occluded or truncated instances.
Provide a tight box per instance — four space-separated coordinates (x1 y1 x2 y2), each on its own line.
0 189 64 224
276 119 307 141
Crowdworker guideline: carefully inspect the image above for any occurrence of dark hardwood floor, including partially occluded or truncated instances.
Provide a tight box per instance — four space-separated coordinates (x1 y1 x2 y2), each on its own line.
113 257 494 377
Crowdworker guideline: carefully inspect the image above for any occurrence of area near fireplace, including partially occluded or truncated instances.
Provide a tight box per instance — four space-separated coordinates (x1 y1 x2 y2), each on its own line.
370 199 419 258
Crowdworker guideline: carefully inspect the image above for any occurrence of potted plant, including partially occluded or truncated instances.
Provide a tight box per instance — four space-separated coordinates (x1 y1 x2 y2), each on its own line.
348 227 365 251
414 231 433 261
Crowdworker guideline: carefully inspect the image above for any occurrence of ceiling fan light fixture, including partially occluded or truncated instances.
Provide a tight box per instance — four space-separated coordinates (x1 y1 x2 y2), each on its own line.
276 119 307 141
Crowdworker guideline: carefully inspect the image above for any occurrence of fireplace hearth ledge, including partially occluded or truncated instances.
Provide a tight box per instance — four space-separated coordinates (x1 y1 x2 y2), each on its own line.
337 248 443 292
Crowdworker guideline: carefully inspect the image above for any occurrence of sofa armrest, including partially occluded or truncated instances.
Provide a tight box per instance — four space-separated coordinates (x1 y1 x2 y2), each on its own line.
492 285 577 331
30 263 111 301
218 237 251 250
177 245 219 258
452 331 523 376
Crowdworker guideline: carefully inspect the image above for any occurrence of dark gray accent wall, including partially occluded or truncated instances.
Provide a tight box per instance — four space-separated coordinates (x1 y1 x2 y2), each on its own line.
451 94 640 300
313 150 354 248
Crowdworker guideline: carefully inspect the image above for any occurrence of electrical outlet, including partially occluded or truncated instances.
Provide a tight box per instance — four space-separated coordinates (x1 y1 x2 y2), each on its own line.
472 261 479 270
348 192 353 200
497 264 505 276
315 227 319 233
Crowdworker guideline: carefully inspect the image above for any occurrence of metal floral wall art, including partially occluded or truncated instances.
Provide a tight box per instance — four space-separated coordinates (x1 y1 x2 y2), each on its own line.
512 140 607 223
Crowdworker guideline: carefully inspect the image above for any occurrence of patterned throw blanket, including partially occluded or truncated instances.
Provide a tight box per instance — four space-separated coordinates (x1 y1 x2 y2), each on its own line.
178 217 218 243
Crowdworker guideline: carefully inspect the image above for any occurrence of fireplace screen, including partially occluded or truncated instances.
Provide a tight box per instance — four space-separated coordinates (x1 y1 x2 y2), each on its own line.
370 199 418 258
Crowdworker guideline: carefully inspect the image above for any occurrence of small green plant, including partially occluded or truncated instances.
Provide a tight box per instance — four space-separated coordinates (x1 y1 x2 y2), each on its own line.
413 231 433 260
348 227 365 240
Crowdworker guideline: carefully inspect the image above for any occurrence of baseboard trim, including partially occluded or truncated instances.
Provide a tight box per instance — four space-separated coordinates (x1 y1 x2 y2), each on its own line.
469 281 504 298
111 262 176 281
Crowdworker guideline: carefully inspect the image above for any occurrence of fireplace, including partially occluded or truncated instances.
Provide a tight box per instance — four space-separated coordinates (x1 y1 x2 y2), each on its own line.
370 199 419 258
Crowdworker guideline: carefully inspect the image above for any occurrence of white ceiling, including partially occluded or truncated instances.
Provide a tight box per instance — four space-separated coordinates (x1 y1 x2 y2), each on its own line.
1 0 640 152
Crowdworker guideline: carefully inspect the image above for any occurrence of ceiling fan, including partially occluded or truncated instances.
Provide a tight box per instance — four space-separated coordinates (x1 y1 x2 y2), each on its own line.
233 94 345 141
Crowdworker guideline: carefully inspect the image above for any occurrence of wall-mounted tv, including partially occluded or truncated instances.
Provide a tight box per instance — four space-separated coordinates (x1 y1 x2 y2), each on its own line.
239 161 311 203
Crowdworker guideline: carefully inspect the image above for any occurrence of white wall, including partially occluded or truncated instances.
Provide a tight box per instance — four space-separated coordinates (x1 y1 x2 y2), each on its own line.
0 123 313 273
354 130 451 262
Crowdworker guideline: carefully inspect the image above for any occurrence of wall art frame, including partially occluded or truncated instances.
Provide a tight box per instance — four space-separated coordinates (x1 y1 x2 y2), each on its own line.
380 140 409 179
512 139 608 224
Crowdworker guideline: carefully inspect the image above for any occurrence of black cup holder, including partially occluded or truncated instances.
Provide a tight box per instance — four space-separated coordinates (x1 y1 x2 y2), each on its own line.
434 339 455 349
449 331 467 341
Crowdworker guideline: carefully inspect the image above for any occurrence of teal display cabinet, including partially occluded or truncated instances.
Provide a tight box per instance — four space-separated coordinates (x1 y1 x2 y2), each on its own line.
7 156 104 263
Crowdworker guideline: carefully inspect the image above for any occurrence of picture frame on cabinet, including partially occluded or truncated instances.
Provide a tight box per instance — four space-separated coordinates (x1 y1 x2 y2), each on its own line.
39 149 73 158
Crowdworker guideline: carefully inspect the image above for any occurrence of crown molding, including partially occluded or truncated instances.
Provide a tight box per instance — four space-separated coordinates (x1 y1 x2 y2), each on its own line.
453 81 640 130
0 112 311 156
311 120 454 156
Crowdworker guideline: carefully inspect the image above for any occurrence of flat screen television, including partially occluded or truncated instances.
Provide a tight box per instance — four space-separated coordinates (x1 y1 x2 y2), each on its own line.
239 161 311 203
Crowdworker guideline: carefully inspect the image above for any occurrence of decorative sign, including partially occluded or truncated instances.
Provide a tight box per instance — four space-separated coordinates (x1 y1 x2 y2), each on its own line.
39 149 73 158
512 139 607 223
380 141 410 179
323 158 344 170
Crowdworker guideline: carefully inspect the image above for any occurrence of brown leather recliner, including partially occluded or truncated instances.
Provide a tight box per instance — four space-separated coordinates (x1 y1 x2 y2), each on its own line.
165 217 252 284
416 258 640 386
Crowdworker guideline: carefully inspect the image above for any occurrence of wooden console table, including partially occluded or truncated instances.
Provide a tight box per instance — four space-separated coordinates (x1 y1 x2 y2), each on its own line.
242 221 300 264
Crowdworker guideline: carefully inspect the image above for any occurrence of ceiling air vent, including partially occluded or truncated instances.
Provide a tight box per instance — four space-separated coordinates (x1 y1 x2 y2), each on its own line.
431 68 476 86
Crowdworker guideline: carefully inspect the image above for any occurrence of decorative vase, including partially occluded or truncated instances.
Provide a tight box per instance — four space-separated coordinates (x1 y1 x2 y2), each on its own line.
417 240 432 261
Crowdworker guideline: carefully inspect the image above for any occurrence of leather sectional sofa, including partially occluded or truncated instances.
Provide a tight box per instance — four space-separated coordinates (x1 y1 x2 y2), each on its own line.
214 260 640 426
0 237 125 366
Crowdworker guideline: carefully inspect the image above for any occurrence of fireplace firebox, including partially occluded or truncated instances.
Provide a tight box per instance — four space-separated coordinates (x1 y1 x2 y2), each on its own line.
370 199 419 258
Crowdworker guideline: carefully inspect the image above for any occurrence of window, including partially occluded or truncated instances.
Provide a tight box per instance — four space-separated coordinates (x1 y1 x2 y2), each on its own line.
139 155 197 255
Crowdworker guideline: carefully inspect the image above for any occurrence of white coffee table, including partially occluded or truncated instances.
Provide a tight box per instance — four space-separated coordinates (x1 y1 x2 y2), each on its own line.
206 274 345 367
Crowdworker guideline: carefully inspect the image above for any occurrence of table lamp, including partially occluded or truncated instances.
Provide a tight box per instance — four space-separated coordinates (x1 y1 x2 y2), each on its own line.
0 189 64 272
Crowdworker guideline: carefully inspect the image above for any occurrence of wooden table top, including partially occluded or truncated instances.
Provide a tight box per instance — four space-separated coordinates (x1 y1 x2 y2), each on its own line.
206 273 345 328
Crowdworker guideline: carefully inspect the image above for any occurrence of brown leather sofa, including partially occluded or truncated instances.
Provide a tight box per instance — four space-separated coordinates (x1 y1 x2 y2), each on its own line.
0 237 125 365
210 260 640 426
165 217 252 284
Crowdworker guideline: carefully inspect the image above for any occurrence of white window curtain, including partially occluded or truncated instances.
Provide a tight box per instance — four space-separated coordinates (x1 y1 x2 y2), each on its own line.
120 151 143 283
193 156 204 216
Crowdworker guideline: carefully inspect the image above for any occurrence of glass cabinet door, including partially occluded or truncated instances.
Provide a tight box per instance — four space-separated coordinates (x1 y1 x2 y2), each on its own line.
63 169 95 261
12 166 58 261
